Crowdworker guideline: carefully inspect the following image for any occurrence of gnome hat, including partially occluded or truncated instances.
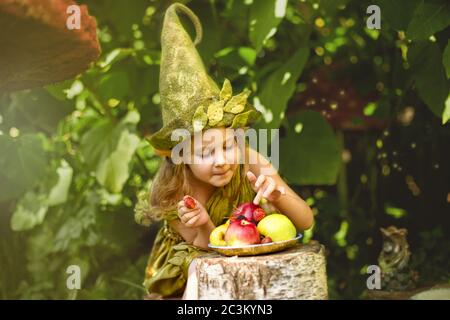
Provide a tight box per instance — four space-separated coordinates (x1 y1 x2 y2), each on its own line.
148 2 260 153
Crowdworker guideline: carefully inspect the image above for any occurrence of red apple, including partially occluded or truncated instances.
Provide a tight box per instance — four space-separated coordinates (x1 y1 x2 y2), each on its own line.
232 202 265 224
224 219 260 246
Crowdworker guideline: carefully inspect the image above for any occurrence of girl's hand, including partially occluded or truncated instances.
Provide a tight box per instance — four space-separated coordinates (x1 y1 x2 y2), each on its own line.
177 195 210 228
246 171 286 205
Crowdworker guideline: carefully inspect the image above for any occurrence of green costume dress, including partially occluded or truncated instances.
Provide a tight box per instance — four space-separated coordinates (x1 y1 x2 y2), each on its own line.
143 164 255 297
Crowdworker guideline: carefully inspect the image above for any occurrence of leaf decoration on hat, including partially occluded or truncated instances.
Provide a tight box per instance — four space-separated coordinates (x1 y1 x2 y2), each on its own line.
207 100 225 126
230 110 253 128
223 89 250 114
192 105 208 132
220 78 233 102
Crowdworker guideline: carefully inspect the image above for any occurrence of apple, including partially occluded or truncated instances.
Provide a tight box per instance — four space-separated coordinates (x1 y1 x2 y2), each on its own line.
257 214 296 242
224 219 260 246
232 202 265 224
209 224 228 246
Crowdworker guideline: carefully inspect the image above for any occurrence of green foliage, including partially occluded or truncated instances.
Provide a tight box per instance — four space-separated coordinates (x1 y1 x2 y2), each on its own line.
257 45 310 128
249 0 287 52
80 111 140 193
0 134 48 202
280 111 342 185
406 1 450 40
408 42 448 118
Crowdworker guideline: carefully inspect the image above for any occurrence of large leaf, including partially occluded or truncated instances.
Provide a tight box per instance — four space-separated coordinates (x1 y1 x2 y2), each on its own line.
1 89 73 133
443 93 450 124
443 40 450 79
249 0 288 52
80 111 140 193
408 42 449 118
0 134 47 202
279 111 342 185
406 0 450 40
374 0 421 31
46 160 73 207
10 191 48 231
96 129 140 193
257 45 310 128
97 71 130 101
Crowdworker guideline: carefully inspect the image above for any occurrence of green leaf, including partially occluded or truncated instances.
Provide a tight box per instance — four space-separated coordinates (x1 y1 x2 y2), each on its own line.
406 1 450 40
408 42 449 118
220 79 233 102
0 134 47 202
96 129 140 193
2 89 73 133
10 191 48 231
443 40 450 78
258 45 310 128
81 111 140 193
374 0 421 31
97 71 130 101
238 47 257 66
99 48 134 68
280 111 342 185
443 93 450 124
223 90 248 114
249 0 287 52
207 100 225 126
192 105 208 132
46 160 73 206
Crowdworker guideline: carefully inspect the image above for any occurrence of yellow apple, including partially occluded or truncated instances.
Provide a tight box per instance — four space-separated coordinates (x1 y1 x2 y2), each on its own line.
209 224 228 246
257 214 296 242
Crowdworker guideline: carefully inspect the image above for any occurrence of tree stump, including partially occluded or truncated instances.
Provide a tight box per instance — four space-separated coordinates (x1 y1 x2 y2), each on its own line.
196 241 328 300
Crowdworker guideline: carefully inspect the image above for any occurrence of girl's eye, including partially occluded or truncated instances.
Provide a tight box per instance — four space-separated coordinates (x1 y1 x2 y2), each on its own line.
203 149 213 157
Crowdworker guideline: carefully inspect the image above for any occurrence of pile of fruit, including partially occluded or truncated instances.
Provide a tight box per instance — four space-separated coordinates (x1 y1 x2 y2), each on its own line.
209 202 297 247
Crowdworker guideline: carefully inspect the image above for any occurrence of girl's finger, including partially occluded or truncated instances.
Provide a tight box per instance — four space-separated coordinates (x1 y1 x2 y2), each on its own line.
186 214 200 226
253 187 265 205
182 210 199 222
246 171 257 186
255 175 266 189
263 180 276 198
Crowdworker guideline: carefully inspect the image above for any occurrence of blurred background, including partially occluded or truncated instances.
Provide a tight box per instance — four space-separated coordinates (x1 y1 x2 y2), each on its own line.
0 0 449 299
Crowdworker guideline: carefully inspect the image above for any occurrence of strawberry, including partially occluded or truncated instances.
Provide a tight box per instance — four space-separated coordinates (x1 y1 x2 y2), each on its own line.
184 196 196 209
252 208 266 222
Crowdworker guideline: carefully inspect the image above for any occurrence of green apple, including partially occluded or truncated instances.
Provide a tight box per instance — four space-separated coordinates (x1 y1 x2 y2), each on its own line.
209 224 228 246
257 214 296 242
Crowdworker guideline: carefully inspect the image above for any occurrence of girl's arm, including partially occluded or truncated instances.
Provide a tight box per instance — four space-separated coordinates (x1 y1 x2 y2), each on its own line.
246 148 314 231
169 196 215 249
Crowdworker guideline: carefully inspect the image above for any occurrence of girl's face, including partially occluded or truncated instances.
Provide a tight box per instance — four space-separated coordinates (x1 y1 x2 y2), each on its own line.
188 127 240 187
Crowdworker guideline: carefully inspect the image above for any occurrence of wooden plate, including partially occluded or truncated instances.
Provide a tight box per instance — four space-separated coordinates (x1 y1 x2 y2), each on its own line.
208 234 302 256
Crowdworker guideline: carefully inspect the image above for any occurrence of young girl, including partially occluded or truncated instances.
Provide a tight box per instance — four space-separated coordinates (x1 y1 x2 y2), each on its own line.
135 3 313 299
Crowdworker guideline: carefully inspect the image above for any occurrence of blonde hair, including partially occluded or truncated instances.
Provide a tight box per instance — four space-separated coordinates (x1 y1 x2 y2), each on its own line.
147 157 192 221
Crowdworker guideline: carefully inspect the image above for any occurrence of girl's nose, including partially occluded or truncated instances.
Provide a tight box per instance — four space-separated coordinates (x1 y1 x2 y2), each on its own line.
214 150 226 166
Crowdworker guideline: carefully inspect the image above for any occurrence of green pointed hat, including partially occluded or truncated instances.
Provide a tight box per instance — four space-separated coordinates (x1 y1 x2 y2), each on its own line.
148 2 260 153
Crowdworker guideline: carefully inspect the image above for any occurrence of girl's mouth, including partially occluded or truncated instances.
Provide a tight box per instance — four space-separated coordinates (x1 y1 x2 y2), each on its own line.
214 169 229 176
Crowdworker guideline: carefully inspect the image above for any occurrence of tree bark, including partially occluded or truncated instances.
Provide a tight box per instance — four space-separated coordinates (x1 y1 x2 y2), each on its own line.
196 241 328 300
